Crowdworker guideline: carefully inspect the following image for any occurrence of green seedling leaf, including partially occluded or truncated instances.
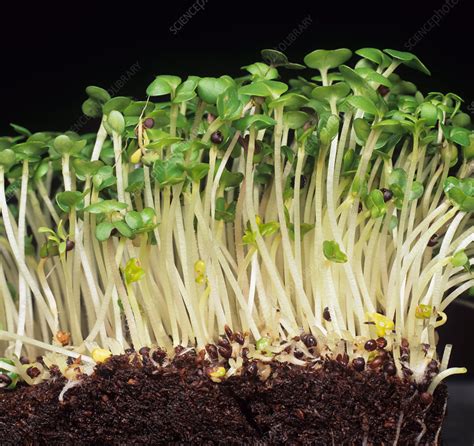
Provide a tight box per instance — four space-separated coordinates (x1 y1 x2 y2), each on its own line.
107 110 125 135
449 127 471 147
353 118 371 143
123 101 155 117
415 304 433 320
125 211 143 230
319 114 340 146
34 159 50 181
113 220 133 238
56 191 84 213
146 130 183 150
126 167 145 193
451 250 469 268
86 86 111 104
82 98 102 118
140 208 157 226
463 135 474 160
152 156 186 187
0 149 16 169
268 93 308 110
364 71 392 88
342 149 356 172
444 177 474 212
102 97 132 114
372 119 408 134
452 112 471 128
12 141 47 161
53 135 87 156
323 240 348 263
186 162 209 183
304 48 352 72
72 159 104 179
283 111 309 129
419 102 438 126
217 85 243 121
383 49 430 75
242 228 256 245
124 258 145 285
254 163 273 185
339 65 379 103
96 221 114 242
146 75 182 97
93 166 117 191
242 62 278 80
409 181 424 200
84 200 128 215
234 114 276 131
351 175 368 199
311 83 350 104
259 221 279 237
172 77 199 103
261 49 288 66
355 48 391 68
365 190 387 218
346 95 379 116
10 123 31 137
238 80 288 99
197 77 232 104
220 169 244 188
215 198 236 222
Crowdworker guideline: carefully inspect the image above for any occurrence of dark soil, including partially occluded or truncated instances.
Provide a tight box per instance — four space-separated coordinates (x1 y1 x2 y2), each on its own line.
0 352 447 445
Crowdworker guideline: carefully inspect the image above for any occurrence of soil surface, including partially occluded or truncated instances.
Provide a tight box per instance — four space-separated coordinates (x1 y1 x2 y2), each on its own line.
0 351 447 445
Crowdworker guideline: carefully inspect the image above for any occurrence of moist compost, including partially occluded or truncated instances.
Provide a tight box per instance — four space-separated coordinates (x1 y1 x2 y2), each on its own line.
0 351 447 445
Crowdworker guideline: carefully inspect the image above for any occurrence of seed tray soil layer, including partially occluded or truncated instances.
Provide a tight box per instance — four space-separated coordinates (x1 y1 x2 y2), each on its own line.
0 353 447 445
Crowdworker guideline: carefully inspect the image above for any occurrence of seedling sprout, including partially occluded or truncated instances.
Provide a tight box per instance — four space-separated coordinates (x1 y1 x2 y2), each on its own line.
0 48 472 394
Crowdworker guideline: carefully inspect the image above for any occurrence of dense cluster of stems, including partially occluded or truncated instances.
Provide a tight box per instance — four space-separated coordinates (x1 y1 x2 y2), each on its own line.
0 48 472 390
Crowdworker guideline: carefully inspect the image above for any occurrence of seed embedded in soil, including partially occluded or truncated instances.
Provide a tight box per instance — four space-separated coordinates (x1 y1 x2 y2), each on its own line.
364 339 377 351
383 362 396 376
55 330 71 346
323 307 331 321
151 349 166 365
428 233 439 247
380 188 393 202
247 362 257 376
211 131 224 144
420 392 433 405
336 353 349 365
217 337 230 348
65 240 75 252
369 357 383 369
217 345 232 359
0 373 12 388
427 359 439 373
143 117 154 129
378 85 390 96
301 333 317 348
205 344 219 361
376 337 387 349
19 356 30 365
139 347 150 357
224 325 233 340
26 366 41 379
294 350 304 359
353 357 365 372
234 332 245 345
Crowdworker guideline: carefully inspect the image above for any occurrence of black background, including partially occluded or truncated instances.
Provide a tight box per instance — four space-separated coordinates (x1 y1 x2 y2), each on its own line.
0 1 473 379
